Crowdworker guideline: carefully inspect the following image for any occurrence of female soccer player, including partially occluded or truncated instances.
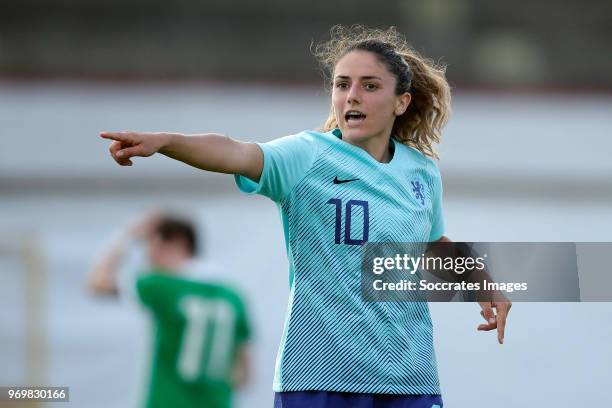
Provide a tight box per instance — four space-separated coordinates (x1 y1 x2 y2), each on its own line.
100 25 511 408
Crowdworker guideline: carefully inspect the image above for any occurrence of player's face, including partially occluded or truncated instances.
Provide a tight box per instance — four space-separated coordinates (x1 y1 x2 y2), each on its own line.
332 50 410 146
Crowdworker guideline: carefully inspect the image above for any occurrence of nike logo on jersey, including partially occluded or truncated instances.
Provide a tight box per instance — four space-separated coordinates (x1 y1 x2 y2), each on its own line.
333 176 360 184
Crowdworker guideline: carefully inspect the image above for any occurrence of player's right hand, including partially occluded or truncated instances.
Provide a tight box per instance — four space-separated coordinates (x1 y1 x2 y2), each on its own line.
100 131 170 166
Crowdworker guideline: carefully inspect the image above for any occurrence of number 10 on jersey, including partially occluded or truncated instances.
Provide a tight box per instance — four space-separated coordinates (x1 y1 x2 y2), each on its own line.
327 198 369 245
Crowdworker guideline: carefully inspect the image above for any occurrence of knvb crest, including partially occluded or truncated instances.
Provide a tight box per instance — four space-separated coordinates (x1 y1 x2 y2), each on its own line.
411 180 425 205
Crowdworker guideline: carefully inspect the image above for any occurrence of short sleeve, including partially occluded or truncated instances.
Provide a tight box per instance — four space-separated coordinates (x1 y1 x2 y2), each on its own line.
234 131 319 202
428 162 445 241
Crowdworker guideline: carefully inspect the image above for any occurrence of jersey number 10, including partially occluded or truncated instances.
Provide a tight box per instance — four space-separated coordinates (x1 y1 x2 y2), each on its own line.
327 198 370 245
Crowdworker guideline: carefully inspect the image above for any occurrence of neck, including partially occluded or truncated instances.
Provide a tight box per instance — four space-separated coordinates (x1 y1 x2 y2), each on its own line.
348 130 393 163
153 257 188 273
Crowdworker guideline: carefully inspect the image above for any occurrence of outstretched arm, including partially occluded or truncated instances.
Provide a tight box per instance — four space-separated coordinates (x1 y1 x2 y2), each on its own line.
99 131 263 182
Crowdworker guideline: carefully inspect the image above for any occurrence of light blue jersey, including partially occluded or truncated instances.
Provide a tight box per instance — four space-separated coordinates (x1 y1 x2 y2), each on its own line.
235 128 444 394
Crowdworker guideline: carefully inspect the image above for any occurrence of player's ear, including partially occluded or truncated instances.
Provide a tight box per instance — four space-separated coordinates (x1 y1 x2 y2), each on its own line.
395 92 411 116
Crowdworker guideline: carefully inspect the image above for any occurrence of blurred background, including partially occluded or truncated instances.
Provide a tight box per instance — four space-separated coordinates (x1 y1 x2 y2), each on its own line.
1 0 611 407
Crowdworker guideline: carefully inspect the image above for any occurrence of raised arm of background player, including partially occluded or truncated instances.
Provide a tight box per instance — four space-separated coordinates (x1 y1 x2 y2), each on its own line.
99 130 511 343
87 211 161 295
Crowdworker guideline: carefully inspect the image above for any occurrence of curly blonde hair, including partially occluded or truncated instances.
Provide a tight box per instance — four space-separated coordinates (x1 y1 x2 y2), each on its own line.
312 25 451 159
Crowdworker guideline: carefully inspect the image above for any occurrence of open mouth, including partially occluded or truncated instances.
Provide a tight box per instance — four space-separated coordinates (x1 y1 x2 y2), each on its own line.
345 110 366 126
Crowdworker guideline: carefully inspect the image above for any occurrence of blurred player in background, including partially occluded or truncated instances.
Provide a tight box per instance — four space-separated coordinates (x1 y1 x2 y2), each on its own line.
88 212 251 408
98 25 511 408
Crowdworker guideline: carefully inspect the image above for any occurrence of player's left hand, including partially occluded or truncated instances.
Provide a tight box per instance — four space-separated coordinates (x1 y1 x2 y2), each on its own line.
478 295 512 344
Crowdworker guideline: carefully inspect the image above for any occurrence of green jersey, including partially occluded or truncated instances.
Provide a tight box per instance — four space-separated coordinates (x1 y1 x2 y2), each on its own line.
135 270 251 408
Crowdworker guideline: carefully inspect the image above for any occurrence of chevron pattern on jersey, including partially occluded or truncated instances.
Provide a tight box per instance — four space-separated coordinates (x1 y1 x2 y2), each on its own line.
272 130 442 394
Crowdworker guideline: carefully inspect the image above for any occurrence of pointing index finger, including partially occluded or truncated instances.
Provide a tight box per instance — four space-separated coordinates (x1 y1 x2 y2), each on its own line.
496 304 509 344
100 131 130 142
